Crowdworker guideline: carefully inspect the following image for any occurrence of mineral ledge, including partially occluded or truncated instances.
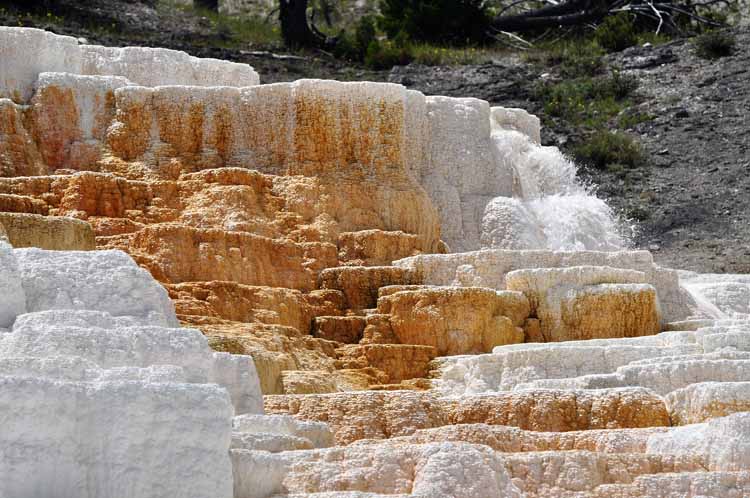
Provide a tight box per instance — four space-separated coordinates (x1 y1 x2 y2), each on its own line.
1 26 749 498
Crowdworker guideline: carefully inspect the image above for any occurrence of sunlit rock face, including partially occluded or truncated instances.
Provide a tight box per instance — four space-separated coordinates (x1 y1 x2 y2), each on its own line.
394 249 697 324
504 266 661 342
0 26 259 102
0 212 95 250
0 242 242 498
2 26 750 498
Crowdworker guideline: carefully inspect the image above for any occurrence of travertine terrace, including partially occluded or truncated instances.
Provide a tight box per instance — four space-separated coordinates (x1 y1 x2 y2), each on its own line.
1 26 749 497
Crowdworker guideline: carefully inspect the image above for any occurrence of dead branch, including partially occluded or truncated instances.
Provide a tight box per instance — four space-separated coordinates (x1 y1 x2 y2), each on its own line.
490 0 736 36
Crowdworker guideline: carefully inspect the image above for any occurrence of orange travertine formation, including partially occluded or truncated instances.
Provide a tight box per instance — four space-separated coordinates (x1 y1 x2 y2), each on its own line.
4 27 750 498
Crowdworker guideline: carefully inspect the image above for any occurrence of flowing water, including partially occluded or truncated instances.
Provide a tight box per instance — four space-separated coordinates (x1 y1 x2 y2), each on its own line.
485 118 634 252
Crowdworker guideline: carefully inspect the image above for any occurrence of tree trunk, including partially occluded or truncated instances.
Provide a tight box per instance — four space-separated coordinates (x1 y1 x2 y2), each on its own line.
491 0 613 33
279 0 329 49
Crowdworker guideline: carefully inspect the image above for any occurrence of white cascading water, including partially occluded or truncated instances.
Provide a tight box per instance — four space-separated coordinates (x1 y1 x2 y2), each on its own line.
482 108 633 251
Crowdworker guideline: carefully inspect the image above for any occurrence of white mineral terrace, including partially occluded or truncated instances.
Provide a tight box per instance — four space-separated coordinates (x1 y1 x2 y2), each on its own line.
1 26 749 498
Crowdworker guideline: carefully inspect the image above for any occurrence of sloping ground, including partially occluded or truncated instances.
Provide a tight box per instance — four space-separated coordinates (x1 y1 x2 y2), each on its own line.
600 25 750 273
2 26 750 498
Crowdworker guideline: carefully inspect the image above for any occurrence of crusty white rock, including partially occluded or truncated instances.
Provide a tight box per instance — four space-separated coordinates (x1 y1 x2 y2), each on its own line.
666 381 750 424
0 26 259 104
233 413 334 448
680 272 750 318
212 352 264 415
420 96 512 252
14 248 178 327
81 44 259 88
521 357 750 395
0 245 269 498
0 375 234 498
233 442 523 498
231 432 314 452
647 412 750 471
0 27 82 102
436 342 701 395
0 241 25 327
436 318 750 402
490 106 541 144
2 308 263 414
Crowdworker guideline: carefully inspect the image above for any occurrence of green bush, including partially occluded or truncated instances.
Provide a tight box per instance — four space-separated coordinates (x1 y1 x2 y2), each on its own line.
408 44 493 65
377 0 491 45
574 130 644 170
163 1 279 47
537 70 638 124
556 41 605 78
332 32 359 60
332 17 378 61
364 40 413 69
594 13 638 52
538 80 587 119
693 30 736 59
617 111 654 129
408 45 443 65
355 15 378 59
593 69 639 100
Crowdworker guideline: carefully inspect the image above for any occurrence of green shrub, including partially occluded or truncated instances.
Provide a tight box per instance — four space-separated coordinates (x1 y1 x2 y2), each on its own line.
377 0 491 45
408 44 494 65
332 32 359 60
594 13 638 52
574 130 644 170
618 111 654 129
556 41 605 78
537 70 639 125
364 40 413 69
538 80 588 119
165 1 279 47
332 17 377 61
409 45 443 65
693 30 735 59
218 15 279 47
355 15 378 59
593 69 639 100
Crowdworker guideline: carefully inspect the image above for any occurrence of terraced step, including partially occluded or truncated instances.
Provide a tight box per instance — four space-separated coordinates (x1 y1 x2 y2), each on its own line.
312 315 366 343
265 388 669 444
318 265 420 310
